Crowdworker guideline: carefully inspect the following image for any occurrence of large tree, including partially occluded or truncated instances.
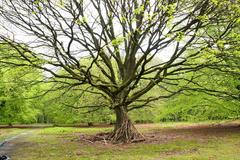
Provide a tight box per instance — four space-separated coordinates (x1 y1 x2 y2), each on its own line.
0 0 239 143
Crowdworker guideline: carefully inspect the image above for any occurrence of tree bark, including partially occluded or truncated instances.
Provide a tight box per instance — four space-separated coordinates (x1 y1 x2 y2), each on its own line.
109 106 144 143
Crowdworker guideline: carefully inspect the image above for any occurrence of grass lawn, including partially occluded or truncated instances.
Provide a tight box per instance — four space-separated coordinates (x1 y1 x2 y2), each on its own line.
2 121 240 160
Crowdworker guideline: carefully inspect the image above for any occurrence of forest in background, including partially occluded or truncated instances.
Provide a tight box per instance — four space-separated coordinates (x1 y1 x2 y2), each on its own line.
0 44 239 125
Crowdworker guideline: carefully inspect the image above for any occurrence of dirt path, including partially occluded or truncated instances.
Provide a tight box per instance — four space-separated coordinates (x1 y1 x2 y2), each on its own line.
0 131 34 156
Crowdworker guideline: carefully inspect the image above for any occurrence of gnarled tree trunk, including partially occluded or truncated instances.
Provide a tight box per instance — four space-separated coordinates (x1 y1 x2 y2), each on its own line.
108 106 144 143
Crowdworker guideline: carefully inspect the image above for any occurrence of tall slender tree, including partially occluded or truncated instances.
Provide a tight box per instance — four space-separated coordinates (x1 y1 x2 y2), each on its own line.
0 0 239 143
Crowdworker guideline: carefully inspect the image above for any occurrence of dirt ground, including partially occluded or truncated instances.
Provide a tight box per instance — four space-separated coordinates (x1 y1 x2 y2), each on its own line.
65 121 240 149
1 121 240 159
139 122 240 144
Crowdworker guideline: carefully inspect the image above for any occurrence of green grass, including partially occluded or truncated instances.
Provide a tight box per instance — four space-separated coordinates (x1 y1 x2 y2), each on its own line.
165 135 240 160
38 127 111 135
3 122 240 160
11 135 201 160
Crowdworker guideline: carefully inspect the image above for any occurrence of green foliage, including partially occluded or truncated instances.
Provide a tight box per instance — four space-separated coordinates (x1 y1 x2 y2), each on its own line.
0 45 42 124
159 93 240 122
130 107 160 123
159 63 240 122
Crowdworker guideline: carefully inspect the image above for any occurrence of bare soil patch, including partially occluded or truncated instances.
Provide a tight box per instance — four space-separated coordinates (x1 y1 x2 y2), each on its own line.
75 122 240 145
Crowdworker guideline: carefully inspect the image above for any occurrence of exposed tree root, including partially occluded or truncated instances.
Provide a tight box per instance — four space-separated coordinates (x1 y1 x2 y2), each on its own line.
80 122 145 144
107 119 145 143
79 106 145 144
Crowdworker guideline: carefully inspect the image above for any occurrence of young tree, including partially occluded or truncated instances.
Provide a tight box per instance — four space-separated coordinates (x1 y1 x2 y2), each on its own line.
0 0 239 143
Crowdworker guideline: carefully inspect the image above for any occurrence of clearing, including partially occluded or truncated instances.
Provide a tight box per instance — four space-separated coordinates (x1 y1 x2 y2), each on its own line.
0 121 240 160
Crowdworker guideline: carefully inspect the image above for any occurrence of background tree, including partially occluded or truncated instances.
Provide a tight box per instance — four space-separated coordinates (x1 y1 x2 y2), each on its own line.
0 44 42 125
0 0 239 143
38 83 113 125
